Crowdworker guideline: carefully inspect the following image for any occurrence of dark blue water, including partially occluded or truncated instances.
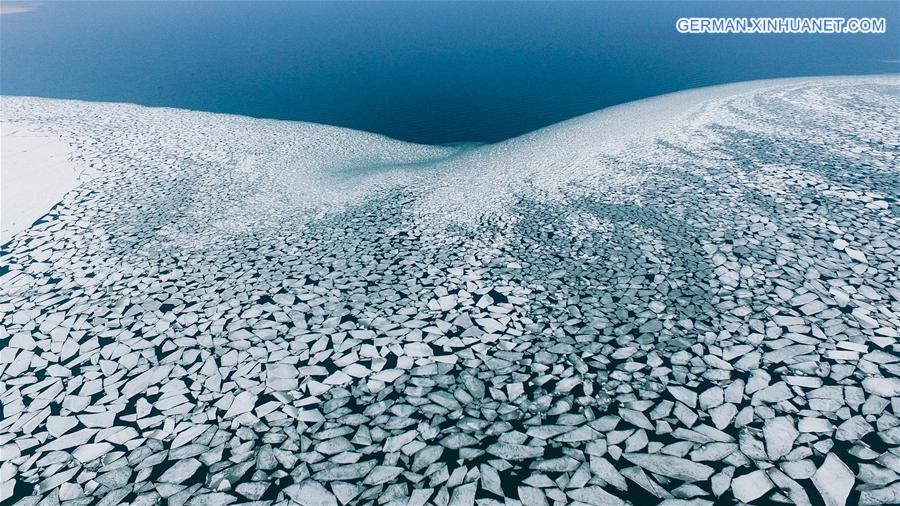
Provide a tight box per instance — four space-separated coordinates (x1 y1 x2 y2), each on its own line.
1 1 897 144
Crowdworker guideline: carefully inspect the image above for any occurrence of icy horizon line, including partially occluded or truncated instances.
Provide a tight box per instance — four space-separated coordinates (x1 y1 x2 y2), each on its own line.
3 72 898 148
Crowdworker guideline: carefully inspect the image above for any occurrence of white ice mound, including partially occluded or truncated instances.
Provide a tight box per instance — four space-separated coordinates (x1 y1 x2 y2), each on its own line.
0 121 98 239
0 97 457 244
1 75 896 242
416 75 900 223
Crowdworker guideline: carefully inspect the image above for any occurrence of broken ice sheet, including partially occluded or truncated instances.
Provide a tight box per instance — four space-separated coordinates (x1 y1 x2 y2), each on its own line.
1 77 899 505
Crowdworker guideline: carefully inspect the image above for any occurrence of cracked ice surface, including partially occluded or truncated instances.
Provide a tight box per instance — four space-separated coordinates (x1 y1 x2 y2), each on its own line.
1 76 899 505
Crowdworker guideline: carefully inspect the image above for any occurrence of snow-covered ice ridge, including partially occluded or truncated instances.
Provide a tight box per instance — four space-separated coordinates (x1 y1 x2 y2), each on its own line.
0 75 898 505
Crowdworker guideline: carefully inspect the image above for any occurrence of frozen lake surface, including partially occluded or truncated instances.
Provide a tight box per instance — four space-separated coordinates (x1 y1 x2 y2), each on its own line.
1 76 899 505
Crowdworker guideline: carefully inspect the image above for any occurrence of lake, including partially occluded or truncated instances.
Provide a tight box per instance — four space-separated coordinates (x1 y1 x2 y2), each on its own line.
1 1 897 144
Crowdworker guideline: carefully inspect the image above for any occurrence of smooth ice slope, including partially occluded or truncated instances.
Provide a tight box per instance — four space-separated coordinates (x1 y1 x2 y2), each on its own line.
0 76 899 506
0 122 95 240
